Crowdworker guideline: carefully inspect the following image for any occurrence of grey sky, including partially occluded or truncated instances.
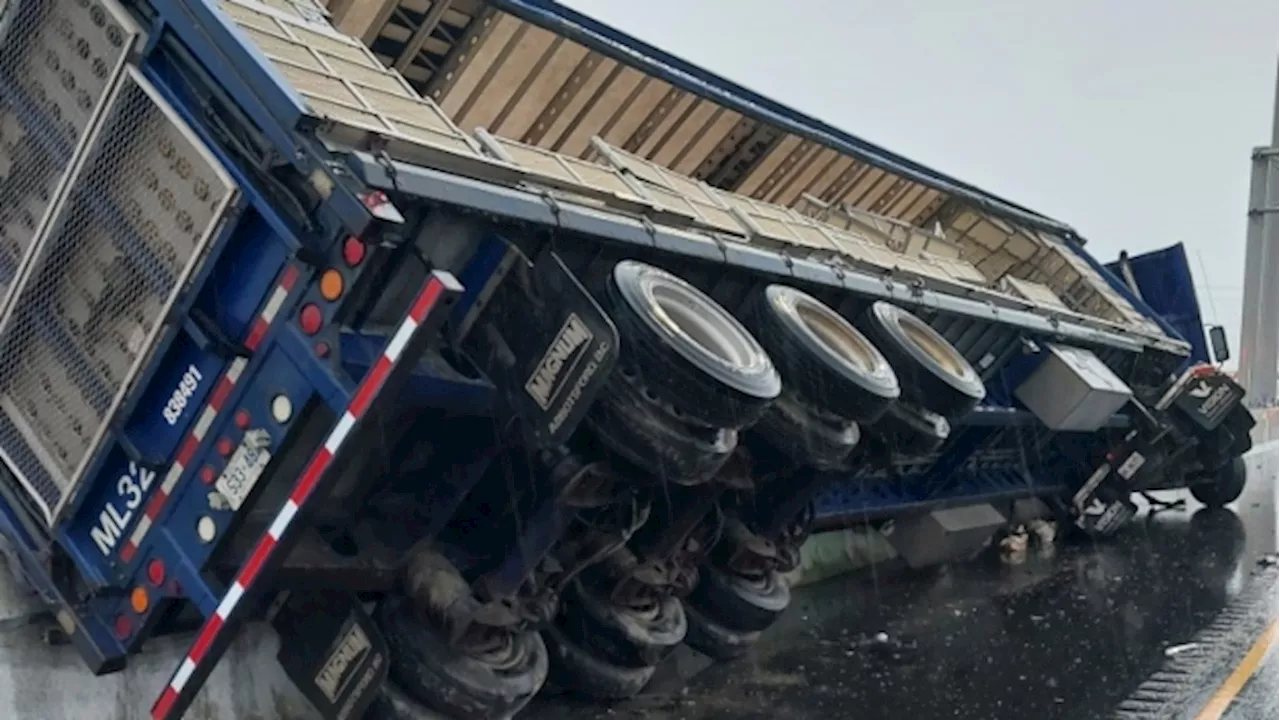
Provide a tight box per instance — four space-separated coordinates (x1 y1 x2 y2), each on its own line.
562 0 1278 357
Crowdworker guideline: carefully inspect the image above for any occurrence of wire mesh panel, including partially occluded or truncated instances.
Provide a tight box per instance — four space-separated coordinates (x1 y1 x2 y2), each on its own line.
0 0 139 315
0 67 236 524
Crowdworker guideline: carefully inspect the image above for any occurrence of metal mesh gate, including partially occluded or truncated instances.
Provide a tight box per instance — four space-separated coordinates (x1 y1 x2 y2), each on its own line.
0 0 138 306
0 2 237 524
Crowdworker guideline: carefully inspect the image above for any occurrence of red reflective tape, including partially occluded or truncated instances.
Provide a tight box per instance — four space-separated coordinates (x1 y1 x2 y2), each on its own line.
151 272 452 720
188 614 223 664
207 375 235 412
279 265 300 291
348 355 392 418
176 436 200 468
288 448 333 506
143 491 167 521
237 536 276 589
243 318 269 351
121 543 137 563
409 277 444 323
152 688 178 720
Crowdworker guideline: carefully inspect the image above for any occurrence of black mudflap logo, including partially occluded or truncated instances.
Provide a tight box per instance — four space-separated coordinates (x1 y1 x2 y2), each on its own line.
464 248 619 448
273 590 388 720
1173 372 1245 431
525 313 595 412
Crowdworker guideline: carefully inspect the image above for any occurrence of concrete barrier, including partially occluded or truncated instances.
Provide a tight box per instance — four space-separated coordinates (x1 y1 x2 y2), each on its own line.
0 571 314 720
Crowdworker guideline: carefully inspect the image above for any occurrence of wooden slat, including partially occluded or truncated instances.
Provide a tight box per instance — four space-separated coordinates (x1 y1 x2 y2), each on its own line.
597 79 676 154
901 188 941 224
865 178 910 215
544 59 622 152
670 107 740 176
692 116 757 179
881 182 926 219
491 38 588 140
736 134 804 197
646 97 716 166
767 144 834 206
521 51 606 145
455 23 557 131
437 10 517 113
839 168 889 208
797 153 851 205
635 92 698 158
361 5 993 246
822 161 870 203
553 66 647 157
756 139 819 202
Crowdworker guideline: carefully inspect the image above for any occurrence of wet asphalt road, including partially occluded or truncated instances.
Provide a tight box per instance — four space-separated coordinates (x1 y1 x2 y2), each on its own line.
529 437 1279 720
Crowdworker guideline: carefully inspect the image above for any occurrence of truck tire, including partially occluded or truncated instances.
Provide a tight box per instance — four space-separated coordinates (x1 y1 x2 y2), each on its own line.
687 566 790 633
752 391 861 470
543 625 655 699
746 285 900 423
377 597 547 720
365 681 450 720
858 302 985 420
1191 455 1248 508
557 580 687 668
1201 404 1256 469
585 365 737 483
683 604 760 661
607 260 781 429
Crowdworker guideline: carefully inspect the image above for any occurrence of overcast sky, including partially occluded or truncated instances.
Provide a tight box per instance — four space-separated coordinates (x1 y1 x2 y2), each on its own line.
562 0 1278 356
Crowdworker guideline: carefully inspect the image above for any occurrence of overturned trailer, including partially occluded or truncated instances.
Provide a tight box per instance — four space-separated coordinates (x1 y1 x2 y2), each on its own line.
0 0 1257 717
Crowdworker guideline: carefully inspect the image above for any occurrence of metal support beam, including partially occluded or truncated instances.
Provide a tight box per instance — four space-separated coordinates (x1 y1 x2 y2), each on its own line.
1237 70 1279 407
394 0 452 73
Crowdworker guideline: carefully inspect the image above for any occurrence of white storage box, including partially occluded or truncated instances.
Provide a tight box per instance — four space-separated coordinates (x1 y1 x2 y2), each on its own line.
1015 344 1133 432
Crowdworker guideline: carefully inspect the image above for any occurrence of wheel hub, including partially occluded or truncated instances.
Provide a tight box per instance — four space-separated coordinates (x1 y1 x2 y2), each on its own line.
795 299 878 374
460 622 529 671
899 314 969 378
648 281 761 371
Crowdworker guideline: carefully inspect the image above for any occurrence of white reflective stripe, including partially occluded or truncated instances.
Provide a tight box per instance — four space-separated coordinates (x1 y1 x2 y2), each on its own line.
172 658 196 692
324 412 356 454
261 285 290 322
226 357 248 384
216 582 245 620
384 318 417 362
192 406 217 441
160 463 185 495
129 515 152 545
268 500 297 540
162 463 185 494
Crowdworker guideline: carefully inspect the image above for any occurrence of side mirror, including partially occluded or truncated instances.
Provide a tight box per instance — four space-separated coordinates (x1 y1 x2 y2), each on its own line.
1208 325 1230 364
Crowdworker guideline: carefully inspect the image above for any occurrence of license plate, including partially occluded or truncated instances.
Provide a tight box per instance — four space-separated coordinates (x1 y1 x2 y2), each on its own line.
216 429 273 511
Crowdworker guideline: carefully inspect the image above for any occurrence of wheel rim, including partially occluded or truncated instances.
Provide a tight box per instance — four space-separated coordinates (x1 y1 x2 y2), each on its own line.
641 271 768 374
794 298 879 374
897 312 970 379
461 623 530 673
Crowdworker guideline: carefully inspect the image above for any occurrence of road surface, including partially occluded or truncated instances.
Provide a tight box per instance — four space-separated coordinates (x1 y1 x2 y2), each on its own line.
529 436 1280 720
0 434 1273 719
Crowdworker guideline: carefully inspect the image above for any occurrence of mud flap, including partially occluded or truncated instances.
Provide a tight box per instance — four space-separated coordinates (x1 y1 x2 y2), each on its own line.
1067 434 1161 536
1171 372 1246 432
272 590 389 720
462 246 619 448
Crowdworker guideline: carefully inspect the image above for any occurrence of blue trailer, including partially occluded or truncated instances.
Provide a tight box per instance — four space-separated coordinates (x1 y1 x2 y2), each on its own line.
0 0 1257 718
